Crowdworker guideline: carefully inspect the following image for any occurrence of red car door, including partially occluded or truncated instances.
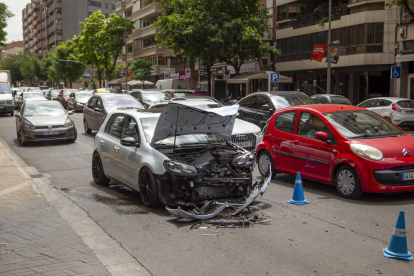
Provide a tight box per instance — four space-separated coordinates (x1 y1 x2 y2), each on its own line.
270 110 298 172
290 111 335 182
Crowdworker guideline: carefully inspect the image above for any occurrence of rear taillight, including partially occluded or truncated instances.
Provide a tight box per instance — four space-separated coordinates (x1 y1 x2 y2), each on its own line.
392 103 401 112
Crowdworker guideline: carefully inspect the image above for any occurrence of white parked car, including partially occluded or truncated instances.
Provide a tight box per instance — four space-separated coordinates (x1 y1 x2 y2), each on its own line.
357 97 414 130
149 98 263 150
92 103 271 219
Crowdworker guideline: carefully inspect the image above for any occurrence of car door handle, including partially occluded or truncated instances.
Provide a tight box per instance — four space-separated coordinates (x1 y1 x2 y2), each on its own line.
294 140 299 145
114 146 120 151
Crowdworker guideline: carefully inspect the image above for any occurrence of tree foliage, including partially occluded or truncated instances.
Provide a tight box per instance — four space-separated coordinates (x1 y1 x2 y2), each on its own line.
0 53 25 85
53 40 85 88
387 0 414 22
74 11 134 86
129 59 153 86
154 0 279 92
0 3 14 48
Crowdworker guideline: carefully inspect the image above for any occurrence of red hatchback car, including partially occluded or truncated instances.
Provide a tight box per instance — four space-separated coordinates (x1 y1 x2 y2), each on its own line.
57 89 78 109
256 104 414 198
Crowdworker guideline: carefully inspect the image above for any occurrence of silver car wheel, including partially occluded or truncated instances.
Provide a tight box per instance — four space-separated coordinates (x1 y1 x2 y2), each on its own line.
258 154 270 175
337 169 355 195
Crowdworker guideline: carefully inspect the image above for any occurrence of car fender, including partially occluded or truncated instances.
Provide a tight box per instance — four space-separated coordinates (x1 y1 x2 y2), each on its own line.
331 153 366 188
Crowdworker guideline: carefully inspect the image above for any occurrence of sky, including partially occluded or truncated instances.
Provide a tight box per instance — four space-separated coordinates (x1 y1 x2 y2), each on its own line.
4 0 28 43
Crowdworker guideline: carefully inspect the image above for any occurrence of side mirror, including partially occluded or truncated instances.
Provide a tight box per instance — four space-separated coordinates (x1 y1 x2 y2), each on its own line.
120 137 140 147
15 113 21 118
260 104 272 111
315 131 329 142
68 111 74 115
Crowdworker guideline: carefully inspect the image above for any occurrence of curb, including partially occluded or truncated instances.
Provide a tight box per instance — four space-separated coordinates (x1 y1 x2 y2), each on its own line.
0 137 152 276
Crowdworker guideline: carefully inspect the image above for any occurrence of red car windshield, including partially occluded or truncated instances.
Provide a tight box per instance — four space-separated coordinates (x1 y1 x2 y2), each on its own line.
323 110 405 139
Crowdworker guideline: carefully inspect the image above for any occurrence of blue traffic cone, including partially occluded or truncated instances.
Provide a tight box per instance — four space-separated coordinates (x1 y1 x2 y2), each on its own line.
383 211 413 261
287 172 310 205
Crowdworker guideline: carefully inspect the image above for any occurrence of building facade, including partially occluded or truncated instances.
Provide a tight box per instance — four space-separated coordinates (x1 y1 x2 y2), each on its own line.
0 41 24 62
275 0 398 104
22 0 120 56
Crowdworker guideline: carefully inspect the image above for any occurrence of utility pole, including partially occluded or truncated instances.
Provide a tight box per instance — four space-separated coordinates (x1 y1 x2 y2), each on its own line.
327 0 332 94
124 6 128 91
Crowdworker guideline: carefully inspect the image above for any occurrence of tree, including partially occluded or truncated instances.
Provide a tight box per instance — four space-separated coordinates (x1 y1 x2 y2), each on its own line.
386 1 414 22
0 3 13 48
0 53 24 85
74 11 134 87
19 52 38 85
53 40 85 88
129 59 152 87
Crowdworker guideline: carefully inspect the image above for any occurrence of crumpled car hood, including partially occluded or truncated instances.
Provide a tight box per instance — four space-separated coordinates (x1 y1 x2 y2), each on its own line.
151 103 238 145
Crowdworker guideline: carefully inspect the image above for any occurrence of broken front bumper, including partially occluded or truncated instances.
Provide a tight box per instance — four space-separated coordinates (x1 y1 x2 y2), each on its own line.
166 168 272 220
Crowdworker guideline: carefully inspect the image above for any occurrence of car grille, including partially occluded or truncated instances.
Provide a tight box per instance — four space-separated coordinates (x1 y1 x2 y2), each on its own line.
230 133 256 151
389 165 414 171
34 133 67 138
35 125 64 129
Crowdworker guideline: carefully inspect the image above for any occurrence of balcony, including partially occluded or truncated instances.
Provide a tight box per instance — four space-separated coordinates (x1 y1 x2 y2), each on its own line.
291 4 350 29
132 4 163 21
116 1 125 13
133 25 157 39
133 46 163 59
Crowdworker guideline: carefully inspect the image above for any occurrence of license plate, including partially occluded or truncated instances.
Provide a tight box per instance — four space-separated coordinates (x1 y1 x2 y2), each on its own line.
406 111 414 114
42 131 59 135
235 141 253 148
402 172 414 181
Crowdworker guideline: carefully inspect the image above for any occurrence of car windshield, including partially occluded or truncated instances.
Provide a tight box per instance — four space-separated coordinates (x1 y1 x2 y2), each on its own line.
24 103 66 116
50 90 60 97
271 94 315 109
103 96 143 109
174 92 194 97
142 92 171 102
25 93 44 98
64 91 76 96
397 100 414 108
323 110 405 139
0 84 11 94
331 97 351 105
77 92 93 98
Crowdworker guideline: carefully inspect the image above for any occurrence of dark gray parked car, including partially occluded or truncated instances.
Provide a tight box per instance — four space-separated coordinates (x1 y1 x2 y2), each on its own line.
236 91 315 128
310 94 352 105
83 93 143 134
15 100 77 145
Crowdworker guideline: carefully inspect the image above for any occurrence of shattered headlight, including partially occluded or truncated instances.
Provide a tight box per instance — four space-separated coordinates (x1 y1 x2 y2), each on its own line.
164 161 197 176
233 152 256 167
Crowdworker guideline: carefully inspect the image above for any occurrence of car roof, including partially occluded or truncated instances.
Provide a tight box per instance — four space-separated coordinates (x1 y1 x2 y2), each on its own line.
107 108 161 119
23 91 43 94
312 94 346 97
365 97 413 101
94 93 133 98
251 91 307 97
25 100 60 105
284 104 366 113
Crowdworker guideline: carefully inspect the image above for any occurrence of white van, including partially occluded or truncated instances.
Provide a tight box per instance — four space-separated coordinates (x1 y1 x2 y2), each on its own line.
0 70 14 116
155 79 190 90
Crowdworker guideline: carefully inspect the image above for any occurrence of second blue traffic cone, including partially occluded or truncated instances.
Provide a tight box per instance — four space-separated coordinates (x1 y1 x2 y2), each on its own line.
383 211 413 261
287 172 310 205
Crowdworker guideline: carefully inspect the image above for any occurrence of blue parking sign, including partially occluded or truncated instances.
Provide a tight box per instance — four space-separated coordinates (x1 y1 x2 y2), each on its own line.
270 73 280 82
391 66 401 79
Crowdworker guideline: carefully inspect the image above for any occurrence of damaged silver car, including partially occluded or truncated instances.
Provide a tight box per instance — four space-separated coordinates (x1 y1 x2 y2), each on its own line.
92 103 270 219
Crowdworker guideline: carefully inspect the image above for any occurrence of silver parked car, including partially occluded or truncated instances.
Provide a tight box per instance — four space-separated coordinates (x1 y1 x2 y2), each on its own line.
92 103 271 219
15 100 77 145
67 91 94 112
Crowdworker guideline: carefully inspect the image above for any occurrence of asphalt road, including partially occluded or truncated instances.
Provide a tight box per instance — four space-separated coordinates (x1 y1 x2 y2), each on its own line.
1 112 414 276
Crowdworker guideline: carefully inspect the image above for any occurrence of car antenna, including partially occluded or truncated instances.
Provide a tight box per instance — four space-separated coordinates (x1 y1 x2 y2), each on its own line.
173 105 179 153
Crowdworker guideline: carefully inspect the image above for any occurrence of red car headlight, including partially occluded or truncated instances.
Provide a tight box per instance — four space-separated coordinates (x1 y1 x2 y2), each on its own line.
350 143 383 161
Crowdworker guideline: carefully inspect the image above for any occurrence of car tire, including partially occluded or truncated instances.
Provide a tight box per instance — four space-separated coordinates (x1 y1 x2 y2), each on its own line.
67 129 77 143
17 129 25 146
84 119 92 134
258 150 277 178
92 153 110 186
139 167 160 207
334 165 363 199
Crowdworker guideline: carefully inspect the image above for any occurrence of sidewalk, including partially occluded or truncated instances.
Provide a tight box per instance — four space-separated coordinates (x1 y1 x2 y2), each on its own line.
0 140 150 276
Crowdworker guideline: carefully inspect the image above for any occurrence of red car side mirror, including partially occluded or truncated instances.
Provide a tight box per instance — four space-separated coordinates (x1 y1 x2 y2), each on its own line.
315 131 329 141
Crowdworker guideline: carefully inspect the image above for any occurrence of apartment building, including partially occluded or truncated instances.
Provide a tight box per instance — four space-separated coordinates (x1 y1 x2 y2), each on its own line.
0 41 24 62
275 0 399 104
23 0 120 56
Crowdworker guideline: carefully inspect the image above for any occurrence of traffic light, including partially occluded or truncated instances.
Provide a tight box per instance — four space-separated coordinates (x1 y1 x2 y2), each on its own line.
55 58 59 64
89 76 93 85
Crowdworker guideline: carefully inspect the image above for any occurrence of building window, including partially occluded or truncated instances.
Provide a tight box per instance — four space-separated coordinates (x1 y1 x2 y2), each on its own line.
105 3 108 8
277 3 306 22
112 4 115 9
89 1 101 7
366 23 383 53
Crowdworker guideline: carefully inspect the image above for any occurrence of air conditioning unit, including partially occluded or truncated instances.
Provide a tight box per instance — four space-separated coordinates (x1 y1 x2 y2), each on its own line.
261 58 270 66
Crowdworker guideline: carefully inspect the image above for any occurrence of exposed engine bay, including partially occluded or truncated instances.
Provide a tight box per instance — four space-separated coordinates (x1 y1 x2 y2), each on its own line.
157 145 271 220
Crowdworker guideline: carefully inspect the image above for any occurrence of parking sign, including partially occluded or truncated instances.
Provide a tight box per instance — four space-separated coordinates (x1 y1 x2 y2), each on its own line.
391 66 401 79
270 73 280 82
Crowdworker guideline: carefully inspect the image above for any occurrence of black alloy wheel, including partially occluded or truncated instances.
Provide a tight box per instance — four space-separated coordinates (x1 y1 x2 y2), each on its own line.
139 167 160 207
84 119 92 134
92 153 110 185
67 129 77 143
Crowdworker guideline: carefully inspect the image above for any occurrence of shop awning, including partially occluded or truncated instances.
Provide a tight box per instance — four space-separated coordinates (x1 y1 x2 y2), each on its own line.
128 80 154 85
226 72 292 84
396 53 414 63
